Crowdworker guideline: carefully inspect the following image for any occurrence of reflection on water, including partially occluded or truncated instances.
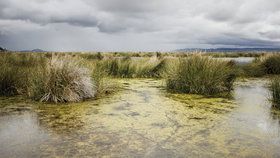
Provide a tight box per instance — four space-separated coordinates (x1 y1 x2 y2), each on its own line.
0 79 280 157
0 112 49 157
209 80 280 157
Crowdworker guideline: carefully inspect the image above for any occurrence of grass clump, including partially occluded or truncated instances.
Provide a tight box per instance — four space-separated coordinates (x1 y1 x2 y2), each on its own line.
80 52 104 60
33 55 96 103
239 62 265 77
149 59 168 78
103 57 168 78
83 59 120 96
270 77 280 108
262 54 280 74
0 53 120 103
240 54 280 77
104 58 135 78
0 53 46 96
0 65 27 96
166 55 236 95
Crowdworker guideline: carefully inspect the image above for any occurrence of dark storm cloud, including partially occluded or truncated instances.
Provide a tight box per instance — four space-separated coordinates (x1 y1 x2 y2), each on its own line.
0 0 280 51
206 36 280 48
0 0 99 27
93 0 158 14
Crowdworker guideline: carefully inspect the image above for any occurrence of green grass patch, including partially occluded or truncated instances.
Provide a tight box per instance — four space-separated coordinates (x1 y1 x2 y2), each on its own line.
270 77 280 108
165 55 236 96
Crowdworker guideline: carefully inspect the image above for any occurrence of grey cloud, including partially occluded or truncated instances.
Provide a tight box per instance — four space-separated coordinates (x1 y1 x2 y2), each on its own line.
0 0 166 33
259 31 280 40
0 0 99 27
97 22 127 33
94 0 156 14
199 0 280 25
197 31 280 47
0 0 280 51
206 37 280 47
92 0 174 16
51 18 98 27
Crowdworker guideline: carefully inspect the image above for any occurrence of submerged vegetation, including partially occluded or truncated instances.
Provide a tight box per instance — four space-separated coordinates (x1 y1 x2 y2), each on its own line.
166 55 236 95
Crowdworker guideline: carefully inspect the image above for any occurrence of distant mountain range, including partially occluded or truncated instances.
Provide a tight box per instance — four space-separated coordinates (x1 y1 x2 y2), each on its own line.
20 49 47 52
0 46 8 52
2 46 280 53
176 48 280 52
0 47 48 52
18 48 280 52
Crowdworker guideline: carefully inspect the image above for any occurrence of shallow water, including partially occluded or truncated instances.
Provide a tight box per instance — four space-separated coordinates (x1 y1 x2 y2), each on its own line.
0 79 280 157
217 57 255 64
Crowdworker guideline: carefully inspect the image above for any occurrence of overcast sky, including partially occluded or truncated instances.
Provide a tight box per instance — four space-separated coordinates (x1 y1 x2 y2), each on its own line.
1 0 280 51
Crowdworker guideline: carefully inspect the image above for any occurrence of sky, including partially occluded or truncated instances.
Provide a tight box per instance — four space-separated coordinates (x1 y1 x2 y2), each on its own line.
0 0 280 52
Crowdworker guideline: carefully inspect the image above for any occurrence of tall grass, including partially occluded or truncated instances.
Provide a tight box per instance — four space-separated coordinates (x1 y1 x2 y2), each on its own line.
262 54 280 74
270 77 280 108
0 65 27 96
239 54 280 77
240 62 265 77
79 52 104 60
237 54 280 77
82 59 119 96
103 57 168 78
166 55 236 95
33 55 96 103
0 53 47 96
0 53 98 103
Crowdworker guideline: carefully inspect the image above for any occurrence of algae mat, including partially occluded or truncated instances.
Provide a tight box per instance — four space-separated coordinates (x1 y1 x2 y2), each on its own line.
0 79 280 157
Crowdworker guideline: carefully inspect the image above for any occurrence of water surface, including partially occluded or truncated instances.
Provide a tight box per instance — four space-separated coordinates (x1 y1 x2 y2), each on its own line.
0 79 280 157
217 57 255 65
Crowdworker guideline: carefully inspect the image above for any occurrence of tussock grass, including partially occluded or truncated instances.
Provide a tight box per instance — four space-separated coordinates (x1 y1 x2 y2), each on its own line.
3 51 277 103
0 53 103 103
166 55 236 95
33 55 96 103
83 59 119 96
270 77 280 108
239 61 265 77
80 52 104 60
0 53 46 96
103 57 168 78
261 54 280 74
0 65 27 96
239 54 280 77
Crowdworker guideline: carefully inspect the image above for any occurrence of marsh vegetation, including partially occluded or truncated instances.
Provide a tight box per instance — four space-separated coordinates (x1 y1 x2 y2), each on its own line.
0 53 118 103
165 55 236 95
270 77 280 108
1 51 280 103
1 51 280 157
